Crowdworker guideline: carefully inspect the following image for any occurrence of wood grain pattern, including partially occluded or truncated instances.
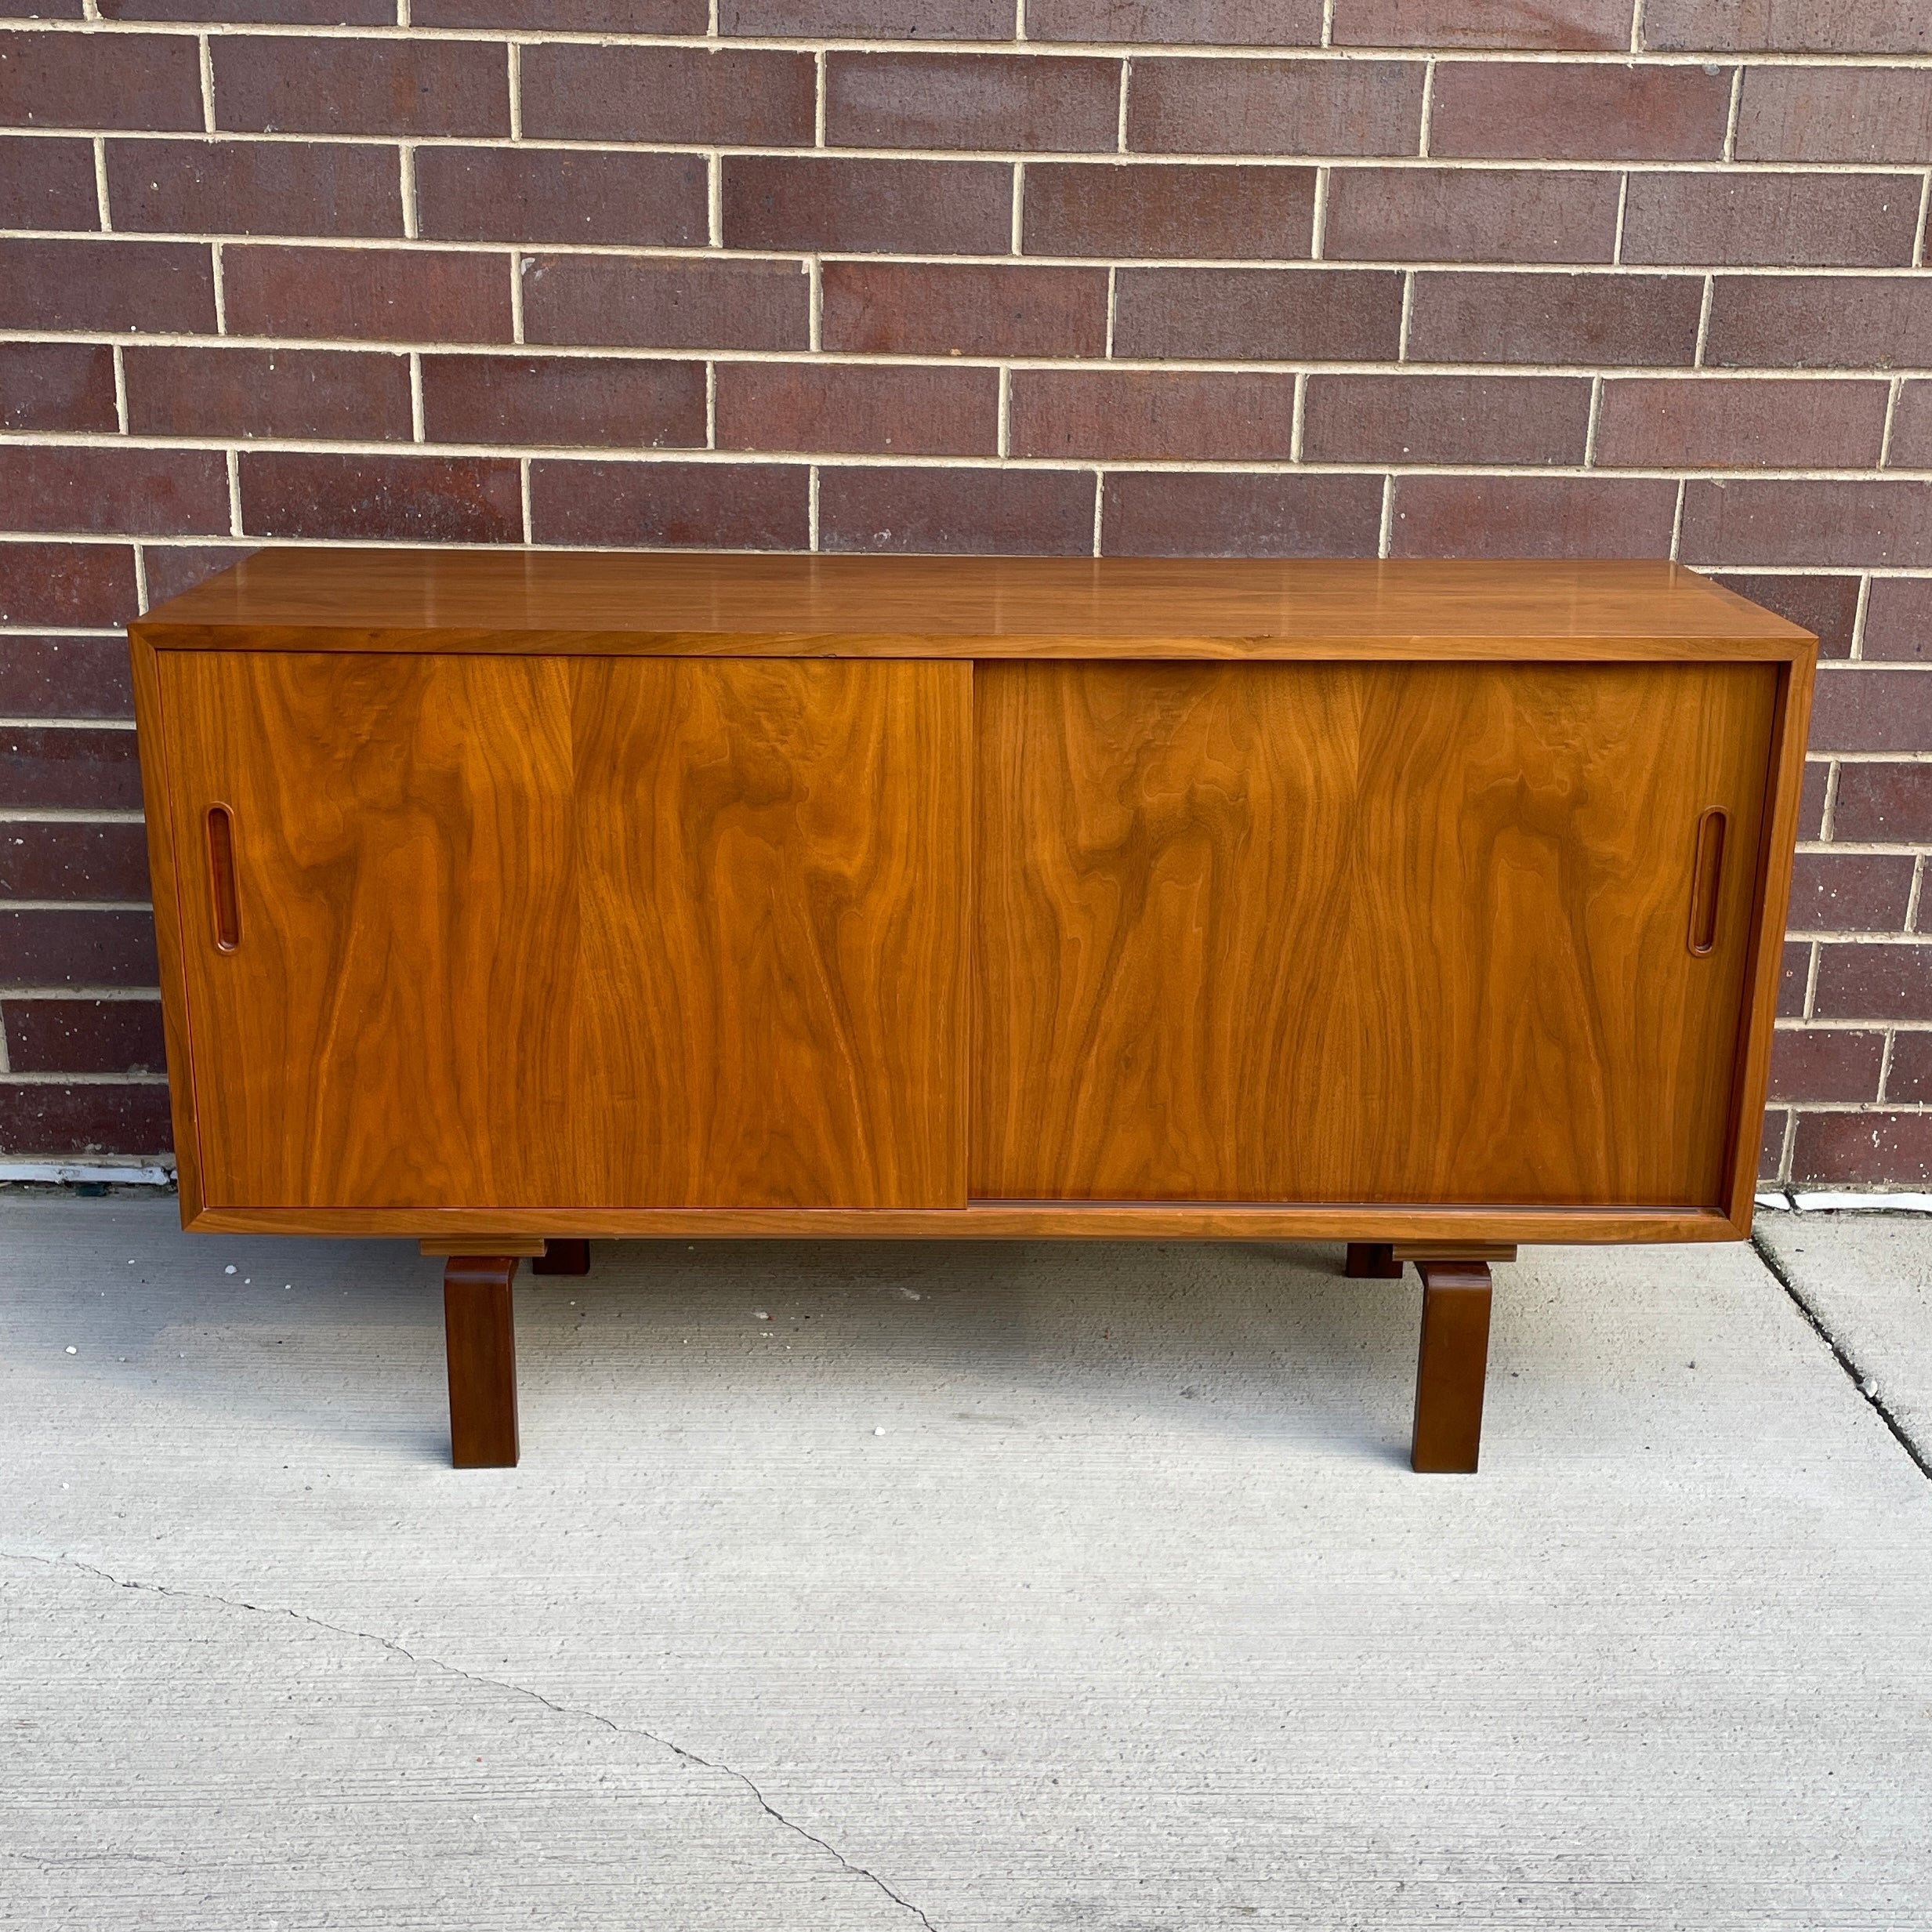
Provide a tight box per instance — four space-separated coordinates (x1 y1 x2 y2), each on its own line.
156 651 968 1211
132 550 1812 663
187 1203 1739 1242
973 661 1778 1209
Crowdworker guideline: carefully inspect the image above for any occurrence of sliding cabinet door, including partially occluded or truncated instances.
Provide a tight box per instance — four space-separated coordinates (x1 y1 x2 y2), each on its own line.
974 660 1776 1209
158 651 970 1210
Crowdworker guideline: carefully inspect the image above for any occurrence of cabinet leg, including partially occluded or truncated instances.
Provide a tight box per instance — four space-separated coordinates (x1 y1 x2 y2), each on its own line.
532 1238 590 1277
1410 1261 1492 1474
1345 1241 1403 1279
444 1256 520 1468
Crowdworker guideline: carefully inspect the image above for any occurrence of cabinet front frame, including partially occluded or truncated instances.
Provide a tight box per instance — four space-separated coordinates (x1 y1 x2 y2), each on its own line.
130 628 1814 1249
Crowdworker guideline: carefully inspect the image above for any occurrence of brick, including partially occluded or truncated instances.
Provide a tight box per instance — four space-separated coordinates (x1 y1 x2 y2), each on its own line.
0 636 133 719
0 546 138 629
418 0 702 24
415 148 706 249
1735 67 1932 166
1834 765 1932 843
1 999 165 1075
0 449 229 538
1644 2 1932 56
0 237 215 334
1428 60 1731 161
239 452 524 544
726 157 1011 256
140 545 253 607
828 52 1118 152
714 363 998 456
212 38 509 139
1594 379 1890 471
720 0 1012 32
224 246 512 344
1769 1028 1885 1103
102 0 391 19
524 46 812 146
125 346 413 441
0 31 203 130
1880 1033 1932 1104
1030 1 1321 42
1861 580 1932 664
1010 371 1297 461
0 135 97 228
420 354 707 450
1024 162 1314 259
1705 277 1932 372
1681 482 1932 571
1113 266 1401 361
0 0 82 13
0 1084 172 1156
1390 477 1678 559
1332 0 1630 49
529 460 809 551
0 907 156 982
820 466 1096 555
1758 1107 1787 1180
107 138 401 239
1622 174 1920 270
1101 472 1383 556
1881 386 1932 473
1792 1112 1932 1187
1779 938 1809 1016
1301 373 1589 465
1814 940 1932 1018
1406 270 1701 367
1806 669 1932 755
1798 759 1829 839
1787 854 1916 933
820 261 1108 357
1128 57 1422 157
1325 168 1620 264
0 825 150 902
0 726 141 810
1708 573 1860 660
0 343 116 433
522 256 809 351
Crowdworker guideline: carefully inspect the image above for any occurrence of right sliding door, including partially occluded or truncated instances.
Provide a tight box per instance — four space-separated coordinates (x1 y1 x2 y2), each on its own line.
973 659 1777 1208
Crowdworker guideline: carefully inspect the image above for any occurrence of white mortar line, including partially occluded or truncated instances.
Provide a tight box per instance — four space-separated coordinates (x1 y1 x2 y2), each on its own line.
409 352 425 441
1850 573 1873 658
1009 161 1024 256
1721 65 1742 164
111 346 129 435
1821 760 1842 840
1116 58 1129 154
506 42 522 141
91 136 111 231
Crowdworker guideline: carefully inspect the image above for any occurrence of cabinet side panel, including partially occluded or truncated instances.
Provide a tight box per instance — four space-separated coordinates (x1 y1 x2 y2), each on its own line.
974 660 1777 1209
129 630 205 1221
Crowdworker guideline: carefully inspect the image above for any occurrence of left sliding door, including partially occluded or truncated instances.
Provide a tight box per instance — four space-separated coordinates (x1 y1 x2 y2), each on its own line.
154 652 970 1211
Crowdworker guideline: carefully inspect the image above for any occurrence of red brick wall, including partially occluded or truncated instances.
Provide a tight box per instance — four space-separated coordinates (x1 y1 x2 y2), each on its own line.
2 0 1930 1183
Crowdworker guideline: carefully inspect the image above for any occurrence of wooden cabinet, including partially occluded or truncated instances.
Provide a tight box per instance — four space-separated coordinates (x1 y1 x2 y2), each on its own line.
132 551 1814 1471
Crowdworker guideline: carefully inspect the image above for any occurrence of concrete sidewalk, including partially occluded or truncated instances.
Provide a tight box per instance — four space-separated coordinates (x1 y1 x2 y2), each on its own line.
2 1196 1928 1930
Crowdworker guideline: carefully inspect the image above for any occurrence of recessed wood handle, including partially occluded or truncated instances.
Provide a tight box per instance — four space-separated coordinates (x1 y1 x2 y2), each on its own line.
205 804 241 952
1687 807 1727 958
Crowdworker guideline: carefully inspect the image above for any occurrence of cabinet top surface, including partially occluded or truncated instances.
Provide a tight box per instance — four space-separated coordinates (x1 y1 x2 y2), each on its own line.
134 549 1813 660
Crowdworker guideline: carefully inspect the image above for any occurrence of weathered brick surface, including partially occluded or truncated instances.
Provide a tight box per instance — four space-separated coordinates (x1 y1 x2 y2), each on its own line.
5 9 1932 1182
1427 62 1731 161
106 139 403 237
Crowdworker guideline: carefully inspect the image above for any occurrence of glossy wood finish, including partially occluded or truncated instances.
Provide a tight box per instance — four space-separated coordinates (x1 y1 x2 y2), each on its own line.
1410 1260 1493 1475
533 1238 590 1276
1345 1242 1403 1279
192 1202 1735 1241
153 651 968 1211
444 1255 520 1468
973 661 1777 1210
134 551 1811 663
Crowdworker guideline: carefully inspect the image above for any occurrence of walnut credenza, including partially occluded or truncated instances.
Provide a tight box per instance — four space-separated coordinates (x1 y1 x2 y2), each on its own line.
131 551 1814 1472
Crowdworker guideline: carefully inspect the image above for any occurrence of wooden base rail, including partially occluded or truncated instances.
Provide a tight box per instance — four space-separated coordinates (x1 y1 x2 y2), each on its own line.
447 1239 1502 1473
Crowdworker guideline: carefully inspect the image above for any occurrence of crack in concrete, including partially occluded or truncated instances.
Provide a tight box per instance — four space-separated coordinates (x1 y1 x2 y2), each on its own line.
0 1546 939 1932
1750 1231 1932 1481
